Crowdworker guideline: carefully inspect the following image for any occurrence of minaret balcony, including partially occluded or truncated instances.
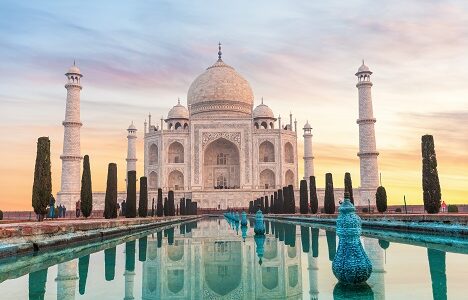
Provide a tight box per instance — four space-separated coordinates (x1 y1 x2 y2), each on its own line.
356 118 376 125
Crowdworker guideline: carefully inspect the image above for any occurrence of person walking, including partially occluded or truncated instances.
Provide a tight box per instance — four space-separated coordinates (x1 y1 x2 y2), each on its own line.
75 200 81 218
441 200 447 213
49 194 56 219
121 200 127 217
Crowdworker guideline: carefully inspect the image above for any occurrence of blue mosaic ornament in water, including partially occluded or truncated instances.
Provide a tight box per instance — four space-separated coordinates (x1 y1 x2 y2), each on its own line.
254 209 265 235
241 224 248 242
332 192 372 284
241 211 248 226
254 234 265 265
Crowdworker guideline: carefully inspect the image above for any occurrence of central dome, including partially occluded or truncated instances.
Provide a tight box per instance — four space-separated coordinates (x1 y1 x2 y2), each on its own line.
187 58 254 117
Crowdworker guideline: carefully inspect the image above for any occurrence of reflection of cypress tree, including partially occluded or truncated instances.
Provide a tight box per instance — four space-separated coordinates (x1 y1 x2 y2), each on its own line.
333 282 374 300
78 255 90 295
180 224 186 234
427 248 447 300
290 224 296 247
378 239 390 250
311 228 319 257
157 231 162 248
270 195 274 214
249 218 254 227
125 241 136 272
300 226 310 253
166 227 174 245
139 237 148 262
273 191 278 214
278 223 285 242
326 230 337 261
274 222 279 239
29 267 48 300
104 247 116 281
265 220 270 234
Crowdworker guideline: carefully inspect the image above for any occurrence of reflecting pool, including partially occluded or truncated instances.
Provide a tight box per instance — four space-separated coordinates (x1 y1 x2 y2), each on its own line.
0 218 467 299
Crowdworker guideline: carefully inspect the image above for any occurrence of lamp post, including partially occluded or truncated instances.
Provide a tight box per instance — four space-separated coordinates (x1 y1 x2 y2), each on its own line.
368 198 371 214
404 195 407 214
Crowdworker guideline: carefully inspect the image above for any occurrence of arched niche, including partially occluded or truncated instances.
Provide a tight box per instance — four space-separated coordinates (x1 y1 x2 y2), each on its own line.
168 142 184 163
149 171 158 190
259 169 275 189
284 142 294 163
168 170 184 190
167 269 184 294
203 138 240 189
259 141 275 162
149 144 158 165
262 267 278 290
167 240 184 261
285 170 294 187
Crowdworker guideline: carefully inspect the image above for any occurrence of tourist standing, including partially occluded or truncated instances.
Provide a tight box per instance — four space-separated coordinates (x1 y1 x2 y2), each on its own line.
121 200 127 217
441 201 447 213
58 204 63 218
75 200 81 218
49 194 55 219
63 205 67 218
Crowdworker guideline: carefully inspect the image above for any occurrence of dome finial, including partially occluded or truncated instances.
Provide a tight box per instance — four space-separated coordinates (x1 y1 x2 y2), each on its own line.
218 42 222 61
73 59 76 66
362 59 364 65
177 97 180 105
261 97 264 104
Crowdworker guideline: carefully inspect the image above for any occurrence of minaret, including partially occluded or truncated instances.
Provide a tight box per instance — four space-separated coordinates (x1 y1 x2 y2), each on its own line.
56 261 78 300
303 121 315 179
58 62 83 210
124 270 136 300
356 61 379 206
126 121 137 185
308 252 319 300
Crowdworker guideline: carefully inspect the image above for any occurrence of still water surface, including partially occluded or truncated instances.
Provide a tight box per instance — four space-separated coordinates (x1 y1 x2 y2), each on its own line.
0 218 467 299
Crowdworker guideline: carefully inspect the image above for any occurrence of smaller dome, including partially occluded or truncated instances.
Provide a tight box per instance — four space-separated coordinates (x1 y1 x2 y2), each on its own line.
167 100 189 119
253 100 274 119
303 121 312 130
128 121 137 130
67 63 81 75
357 60 371 73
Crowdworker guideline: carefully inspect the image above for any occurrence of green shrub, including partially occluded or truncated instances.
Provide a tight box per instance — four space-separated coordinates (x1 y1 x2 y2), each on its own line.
395 208 402 213
376 186 387 213
0 210 3 220
362 207 369 213
447 205 458 213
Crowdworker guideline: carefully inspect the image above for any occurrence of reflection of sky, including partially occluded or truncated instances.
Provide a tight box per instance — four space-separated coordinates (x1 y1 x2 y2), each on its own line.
0 220 468 298
1 1 468 209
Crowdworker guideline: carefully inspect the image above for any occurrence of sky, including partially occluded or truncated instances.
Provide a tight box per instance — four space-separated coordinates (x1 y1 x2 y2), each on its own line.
0 0 467 210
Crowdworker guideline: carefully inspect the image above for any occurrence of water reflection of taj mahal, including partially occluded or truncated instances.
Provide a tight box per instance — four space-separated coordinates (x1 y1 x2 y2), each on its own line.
142 220 303 299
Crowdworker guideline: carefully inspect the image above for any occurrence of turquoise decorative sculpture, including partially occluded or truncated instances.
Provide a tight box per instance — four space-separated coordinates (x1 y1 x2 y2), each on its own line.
241 225 248 242
254 234 265 265
332 192 372 284
241 211 248 226
254 209 265 235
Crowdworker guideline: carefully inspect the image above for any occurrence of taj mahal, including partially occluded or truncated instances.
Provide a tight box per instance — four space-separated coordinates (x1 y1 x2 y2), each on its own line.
56 44 380 210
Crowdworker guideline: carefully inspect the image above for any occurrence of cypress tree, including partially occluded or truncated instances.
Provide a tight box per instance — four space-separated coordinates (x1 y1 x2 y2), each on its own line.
309 176 318 214
78 255 90 295
270 195 274 213
185 199 192 215
273 191 278 214
282 187 289 213
299 179 308 214
180 198 186 215
288 185 296 213
249 201 253 214
422 135 441 213
104 163 118 219
344 172 354 204
125 171 137 218
264 196 269 214
277 189 284 214
138 176 148 217
104 247 116 281
156 188 163 217
163 197 168 216
324 173 335 214
151 197 155 217
168 190 175 216
32 137 51 221
376 186 388 213
80 155 93 218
